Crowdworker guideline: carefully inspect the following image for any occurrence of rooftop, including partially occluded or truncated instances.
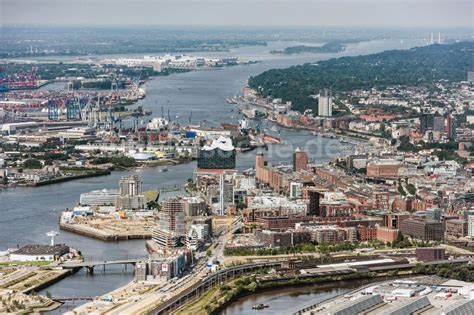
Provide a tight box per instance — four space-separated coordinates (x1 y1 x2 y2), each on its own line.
13 244 69 256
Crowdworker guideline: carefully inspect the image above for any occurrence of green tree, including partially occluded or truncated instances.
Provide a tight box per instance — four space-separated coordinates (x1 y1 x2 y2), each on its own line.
22 158 42 169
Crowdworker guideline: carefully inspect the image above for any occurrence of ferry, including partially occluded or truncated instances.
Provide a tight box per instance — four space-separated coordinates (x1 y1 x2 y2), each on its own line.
252 304 269 310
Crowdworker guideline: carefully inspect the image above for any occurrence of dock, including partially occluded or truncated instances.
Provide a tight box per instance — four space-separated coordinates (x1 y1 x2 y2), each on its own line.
59 221 151 241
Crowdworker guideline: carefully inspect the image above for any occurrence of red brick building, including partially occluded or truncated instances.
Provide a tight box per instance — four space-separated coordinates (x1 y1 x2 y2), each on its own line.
416 247 446 262
255 153 290 193
445 219 468 238
367 161 400 177
384 213 411 230
376 226 400 243
357 225 377 241
293 148 308 172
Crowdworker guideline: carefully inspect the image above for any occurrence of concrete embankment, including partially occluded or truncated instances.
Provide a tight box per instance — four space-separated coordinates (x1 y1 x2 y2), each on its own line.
22 170 111 187
23 267 81 294
59 222 151 241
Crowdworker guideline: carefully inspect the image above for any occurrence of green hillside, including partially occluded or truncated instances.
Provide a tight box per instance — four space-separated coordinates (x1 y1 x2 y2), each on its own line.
249 42 474 113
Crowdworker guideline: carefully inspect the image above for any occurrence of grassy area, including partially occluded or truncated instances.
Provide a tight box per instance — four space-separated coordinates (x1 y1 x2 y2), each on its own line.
0 261 52 267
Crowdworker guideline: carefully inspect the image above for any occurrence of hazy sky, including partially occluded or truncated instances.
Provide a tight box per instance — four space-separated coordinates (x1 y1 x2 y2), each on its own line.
1 0 472 27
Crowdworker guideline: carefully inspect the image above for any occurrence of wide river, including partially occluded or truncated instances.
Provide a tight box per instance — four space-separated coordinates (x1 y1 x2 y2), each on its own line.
1 38 424 312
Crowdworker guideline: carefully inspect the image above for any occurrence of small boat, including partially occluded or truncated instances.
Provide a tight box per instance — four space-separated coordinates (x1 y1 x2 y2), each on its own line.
252 304 269 310
159 167 168 173
226 97 238 104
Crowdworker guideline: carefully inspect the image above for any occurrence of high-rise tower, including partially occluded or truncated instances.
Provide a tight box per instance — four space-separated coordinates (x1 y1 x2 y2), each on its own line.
318 89 332 117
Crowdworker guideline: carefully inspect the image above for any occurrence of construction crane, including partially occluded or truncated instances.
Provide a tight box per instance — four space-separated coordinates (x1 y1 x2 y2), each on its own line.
1 66 38 90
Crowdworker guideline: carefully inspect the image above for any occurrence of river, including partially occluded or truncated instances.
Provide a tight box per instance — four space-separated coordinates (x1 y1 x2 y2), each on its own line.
0 38 425 311
221 287 349 315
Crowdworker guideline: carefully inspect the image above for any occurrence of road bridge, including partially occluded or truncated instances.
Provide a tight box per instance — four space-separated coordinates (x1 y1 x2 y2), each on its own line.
53 297 94 302
61 258 145 274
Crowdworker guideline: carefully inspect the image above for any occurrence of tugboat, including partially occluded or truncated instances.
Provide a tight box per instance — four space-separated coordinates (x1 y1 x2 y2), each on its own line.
252 304 269 310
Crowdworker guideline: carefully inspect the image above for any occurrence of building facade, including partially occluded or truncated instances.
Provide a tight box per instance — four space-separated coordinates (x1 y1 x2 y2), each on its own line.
400 218 444 241
318 88 332 117
293 148 308 172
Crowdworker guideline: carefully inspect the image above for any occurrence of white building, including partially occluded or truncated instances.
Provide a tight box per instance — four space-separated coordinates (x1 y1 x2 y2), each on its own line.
9 245 69 262
190 224 210 240
290 182 303 199
318 89 332 117
468 214 474 238
80 189 119 206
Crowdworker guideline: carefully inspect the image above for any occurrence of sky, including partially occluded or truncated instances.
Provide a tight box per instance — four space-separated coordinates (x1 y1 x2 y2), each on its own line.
1 0 472 27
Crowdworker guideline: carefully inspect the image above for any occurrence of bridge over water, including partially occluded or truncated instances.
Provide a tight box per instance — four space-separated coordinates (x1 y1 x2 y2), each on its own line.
61 258 145 274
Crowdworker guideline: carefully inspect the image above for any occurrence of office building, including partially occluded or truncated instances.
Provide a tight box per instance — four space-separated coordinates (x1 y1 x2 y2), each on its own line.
116 175 146 210
119 175 142 196
400 218 444 241
445 219 468 238
290 182 303 199
426 208 442 221
446 113 456 140
152 198 187 251
307 190 321 216
433 116 445 132
420 113 434 134
318 88 332 117
468 214 474 238
80 189 118 207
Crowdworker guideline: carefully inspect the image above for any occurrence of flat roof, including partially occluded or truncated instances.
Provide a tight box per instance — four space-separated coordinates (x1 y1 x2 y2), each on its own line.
13 244 69 256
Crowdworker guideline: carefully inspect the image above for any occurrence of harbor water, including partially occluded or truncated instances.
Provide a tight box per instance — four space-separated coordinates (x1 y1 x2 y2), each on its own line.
0 38 425 309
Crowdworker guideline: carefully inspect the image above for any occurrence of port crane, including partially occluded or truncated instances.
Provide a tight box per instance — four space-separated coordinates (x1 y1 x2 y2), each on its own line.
0 66 38 90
